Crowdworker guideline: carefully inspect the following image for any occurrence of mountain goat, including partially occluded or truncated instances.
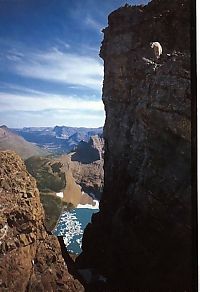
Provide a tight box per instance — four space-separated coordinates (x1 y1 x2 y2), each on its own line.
150 42 162 59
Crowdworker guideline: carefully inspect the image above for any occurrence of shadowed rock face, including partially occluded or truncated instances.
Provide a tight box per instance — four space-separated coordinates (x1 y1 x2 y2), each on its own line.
69 136 104 200
0 151 84 292
78 0 193 290
71 135 104 164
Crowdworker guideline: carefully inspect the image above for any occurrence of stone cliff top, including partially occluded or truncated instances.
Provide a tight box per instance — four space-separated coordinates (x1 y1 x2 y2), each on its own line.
101 0 190 61
78 0 193 290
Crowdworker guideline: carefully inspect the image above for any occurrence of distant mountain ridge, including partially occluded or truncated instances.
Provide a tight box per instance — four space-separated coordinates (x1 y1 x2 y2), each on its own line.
0 125 49 159
14 125 103 154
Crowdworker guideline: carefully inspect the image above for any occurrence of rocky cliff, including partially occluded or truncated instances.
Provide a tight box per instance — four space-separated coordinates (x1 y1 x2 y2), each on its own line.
78 0 194 290
70 160 103 200
71 135 104 164
70 135 104 199
0 151 84 291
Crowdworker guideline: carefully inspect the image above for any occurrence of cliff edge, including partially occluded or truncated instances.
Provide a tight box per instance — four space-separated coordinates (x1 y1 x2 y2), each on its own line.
78 0 193 290
0 151 84 291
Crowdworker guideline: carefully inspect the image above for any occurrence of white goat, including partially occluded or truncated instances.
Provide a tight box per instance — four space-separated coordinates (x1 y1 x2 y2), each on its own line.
150 42 162 59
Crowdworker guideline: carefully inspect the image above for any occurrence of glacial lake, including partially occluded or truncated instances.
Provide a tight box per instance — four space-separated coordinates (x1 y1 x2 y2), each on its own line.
53 201 99 254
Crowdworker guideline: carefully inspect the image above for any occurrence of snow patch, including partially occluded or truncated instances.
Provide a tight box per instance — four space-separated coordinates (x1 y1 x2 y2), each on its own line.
56 192 63 198
76 200 99 209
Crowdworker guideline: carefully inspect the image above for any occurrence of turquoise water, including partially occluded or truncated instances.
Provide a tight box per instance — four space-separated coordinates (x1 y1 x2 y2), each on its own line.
53 207 99 254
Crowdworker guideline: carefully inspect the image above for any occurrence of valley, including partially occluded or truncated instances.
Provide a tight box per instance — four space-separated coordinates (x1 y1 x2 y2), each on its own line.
0 124 104 248
0 0 195 290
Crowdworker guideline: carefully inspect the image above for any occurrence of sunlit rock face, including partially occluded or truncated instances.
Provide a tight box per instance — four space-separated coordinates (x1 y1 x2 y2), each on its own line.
0 151 84 292
78 0 193 290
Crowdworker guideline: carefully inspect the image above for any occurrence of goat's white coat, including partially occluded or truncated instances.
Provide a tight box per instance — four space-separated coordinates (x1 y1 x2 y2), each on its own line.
150 42 162 59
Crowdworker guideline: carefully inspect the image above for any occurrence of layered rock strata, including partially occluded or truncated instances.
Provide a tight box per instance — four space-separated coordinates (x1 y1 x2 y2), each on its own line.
78 0 193 290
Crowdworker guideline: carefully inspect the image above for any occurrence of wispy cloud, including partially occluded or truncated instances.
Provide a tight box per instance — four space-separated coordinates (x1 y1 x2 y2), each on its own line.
0 86 105 127
6 54 21 61
0 91 104 112
0 108 105 128
84 16 102 31
55 39 71 49
7 48 103 91
0 82 49 96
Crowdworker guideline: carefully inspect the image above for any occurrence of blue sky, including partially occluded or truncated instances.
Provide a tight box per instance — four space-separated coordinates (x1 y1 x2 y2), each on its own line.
0 0 149 128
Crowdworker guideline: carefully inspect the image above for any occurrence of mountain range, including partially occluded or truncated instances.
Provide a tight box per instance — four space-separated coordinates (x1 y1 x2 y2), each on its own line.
14 126 103 154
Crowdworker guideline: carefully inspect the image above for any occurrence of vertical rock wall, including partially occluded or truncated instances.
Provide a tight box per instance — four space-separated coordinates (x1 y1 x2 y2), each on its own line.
79 0 193 290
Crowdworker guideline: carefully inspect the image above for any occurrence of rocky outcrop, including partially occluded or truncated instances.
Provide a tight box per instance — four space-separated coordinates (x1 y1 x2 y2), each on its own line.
70 160 103 200
70 136 104 199
0 151 84 291
78 0 193 291
71 135 104 164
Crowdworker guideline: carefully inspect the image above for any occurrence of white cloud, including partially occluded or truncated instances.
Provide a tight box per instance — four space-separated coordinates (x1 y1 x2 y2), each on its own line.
0 103 105 128
0 82 49 96
85 16 102 31
11 48 103 90
0 89 105 127
6 54 22 61
0 42 105 127
0 109 105 128
55 39 71 49
0 92 104 112
5 49 24 62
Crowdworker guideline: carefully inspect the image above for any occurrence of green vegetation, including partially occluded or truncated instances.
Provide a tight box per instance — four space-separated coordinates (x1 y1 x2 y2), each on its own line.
40 193 63 231
25 156 66 193
25 156 77 231
40 194 75 231
25 156 67 231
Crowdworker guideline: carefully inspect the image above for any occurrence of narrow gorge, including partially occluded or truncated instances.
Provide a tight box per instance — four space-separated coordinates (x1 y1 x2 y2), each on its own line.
0 0 195 291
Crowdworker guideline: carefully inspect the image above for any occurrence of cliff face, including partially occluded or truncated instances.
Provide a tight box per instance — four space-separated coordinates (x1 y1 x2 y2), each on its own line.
71 160 103 200
70 135 104 199
71 135 104 164
79 0 193 290
0 151 84 291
